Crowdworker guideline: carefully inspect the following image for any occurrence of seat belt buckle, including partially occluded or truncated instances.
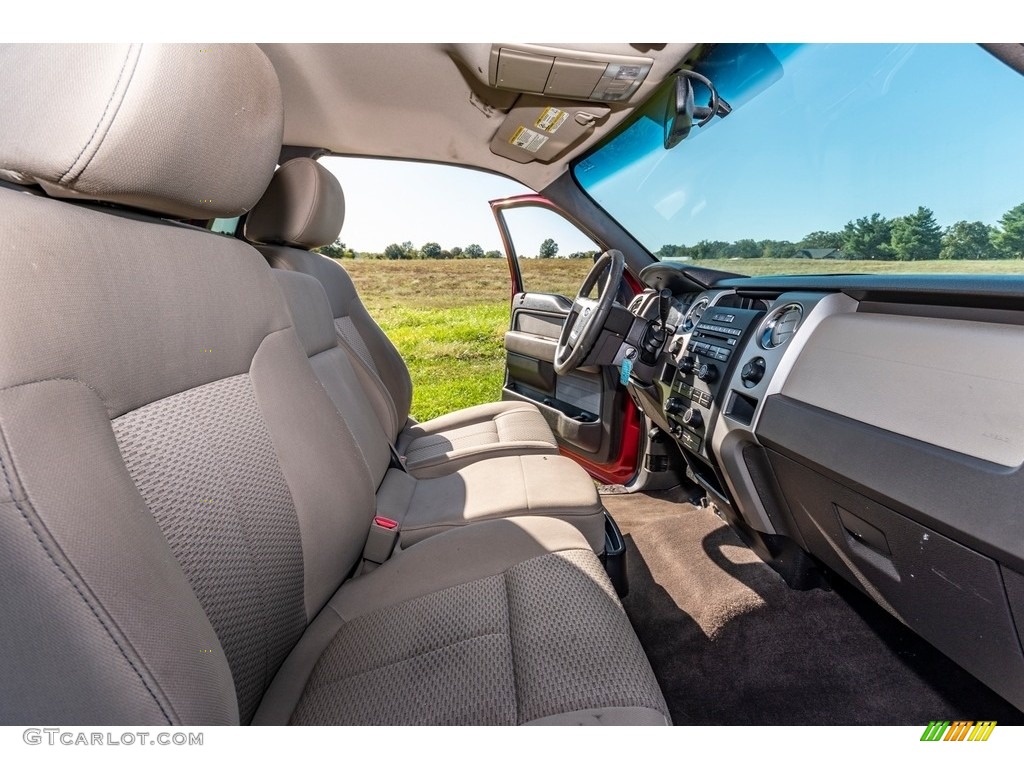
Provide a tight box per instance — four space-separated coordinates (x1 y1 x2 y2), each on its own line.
362 515 400 564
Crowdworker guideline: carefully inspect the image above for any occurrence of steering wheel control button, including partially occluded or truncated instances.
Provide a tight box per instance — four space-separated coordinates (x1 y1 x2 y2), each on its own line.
740 357 767 388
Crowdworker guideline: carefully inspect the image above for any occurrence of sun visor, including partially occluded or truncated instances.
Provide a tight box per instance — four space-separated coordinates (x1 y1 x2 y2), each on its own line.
490 96 610 164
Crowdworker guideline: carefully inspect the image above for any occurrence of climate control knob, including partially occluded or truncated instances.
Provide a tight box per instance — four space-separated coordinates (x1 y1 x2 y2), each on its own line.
665 397 685 415
681 408 703 430
740 357 767 387
678 356 697 374
696 362 718 382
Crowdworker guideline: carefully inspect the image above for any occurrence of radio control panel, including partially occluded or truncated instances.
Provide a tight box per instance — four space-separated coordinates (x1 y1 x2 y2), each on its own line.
662 306 763 460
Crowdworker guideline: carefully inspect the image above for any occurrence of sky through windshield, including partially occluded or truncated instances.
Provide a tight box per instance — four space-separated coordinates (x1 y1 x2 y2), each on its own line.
574 44 1024 262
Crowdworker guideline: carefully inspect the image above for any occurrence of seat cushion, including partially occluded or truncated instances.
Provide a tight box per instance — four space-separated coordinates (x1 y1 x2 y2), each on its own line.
251 517 669 725
377 455 607 552
398 401 559 479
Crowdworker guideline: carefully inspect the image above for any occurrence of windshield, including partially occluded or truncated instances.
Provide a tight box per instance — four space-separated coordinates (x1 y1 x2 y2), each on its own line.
573 44 1024 275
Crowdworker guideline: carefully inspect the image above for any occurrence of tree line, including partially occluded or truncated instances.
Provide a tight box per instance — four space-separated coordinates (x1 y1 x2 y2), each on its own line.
315 237 597 261
314 240 500 260
655 202 1024 261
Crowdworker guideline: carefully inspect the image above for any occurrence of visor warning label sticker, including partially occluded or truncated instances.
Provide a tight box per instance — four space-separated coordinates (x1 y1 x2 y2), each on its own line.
535 107 569 133
509 126 549 153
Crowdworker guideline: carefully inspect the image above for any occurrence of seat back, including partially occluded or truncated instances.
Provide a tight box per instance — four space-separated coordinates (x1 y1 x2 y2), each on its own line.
246 159 414 438
0 44 375 725
272 269 393 486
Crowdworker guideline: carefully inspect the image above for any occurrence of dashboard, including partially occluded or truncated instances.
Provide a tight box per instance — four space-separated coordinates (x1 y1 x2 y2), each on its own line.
624 264 1024 713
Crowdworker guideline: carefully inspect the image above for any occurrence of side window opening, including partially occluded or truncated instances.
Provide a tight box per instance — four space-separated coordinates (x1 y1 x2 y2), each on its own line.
209 216 240 236
500 205 602 297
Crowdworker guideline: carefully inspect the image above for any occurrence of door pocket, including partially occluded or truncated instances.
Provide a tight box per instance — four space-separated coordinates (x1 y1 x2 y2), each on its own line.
506 351 554 393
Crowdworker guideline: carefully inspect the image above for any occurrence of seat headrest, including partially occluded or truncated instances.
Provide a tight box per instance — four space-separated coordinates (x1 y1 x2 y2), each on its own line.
0 44 283 220
244 158 344 249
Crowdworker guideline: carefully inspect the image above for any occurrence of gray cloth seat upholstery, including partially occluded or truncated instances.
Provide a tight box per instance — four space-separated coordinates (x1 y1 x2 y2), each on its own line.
273 269 607 552
0 44 668 726
253 516 668 725
246 158 561 479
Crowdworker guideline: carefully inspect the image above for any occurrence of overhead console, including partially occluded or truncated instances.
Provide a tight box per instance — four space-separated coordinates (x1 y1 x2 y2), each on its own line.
487 44 654 103
483 44 652 164
450 43 694 166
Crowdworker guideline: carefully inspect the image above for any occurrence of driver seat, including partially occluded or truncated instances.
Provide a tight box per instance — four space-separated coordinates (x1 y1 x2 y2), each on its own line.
246 159 560 478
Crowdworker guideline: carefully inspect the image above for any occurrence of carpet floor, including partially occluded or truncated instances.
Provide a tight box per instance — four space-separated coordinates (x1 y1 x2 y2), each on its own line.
604 490 1024 725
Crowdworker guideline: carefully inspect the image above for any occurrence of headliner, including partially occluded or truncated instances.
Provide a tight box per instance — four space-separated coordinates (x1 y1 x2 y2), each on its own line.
259 43 696 191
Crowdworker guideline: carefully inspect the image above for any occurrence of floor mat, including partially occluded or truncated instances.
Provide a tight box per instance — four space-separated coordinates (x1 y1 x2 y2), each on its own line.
604 491 1024 725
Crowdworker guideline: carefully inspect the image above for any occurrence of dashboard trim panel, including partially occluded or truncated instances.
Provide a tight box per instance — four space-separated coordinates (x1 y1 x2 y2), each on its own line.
780 312 1024 468
758 394 1024 574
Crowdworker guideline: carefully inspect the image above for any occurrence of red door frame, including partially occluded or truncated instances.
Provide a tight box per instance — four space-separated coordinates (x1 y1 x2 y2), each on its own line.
489 194 644 485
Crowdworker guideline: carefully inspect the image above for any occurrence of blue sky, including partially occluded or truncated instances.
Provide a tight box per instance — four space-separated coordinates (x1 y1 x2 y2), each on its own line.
324 44 1022 256
320 157 597 256
577 43 1024 250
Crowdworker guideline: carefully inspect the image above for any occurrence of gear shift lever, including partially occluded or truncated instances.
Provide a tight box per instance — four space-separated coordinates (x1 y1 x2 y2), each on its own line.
641 289 674 361
657 288 673 330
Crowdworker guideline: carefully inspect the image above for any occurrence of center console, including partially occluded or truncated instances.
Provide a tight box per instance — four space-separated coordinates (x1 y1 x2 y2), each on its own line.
661 306 763 461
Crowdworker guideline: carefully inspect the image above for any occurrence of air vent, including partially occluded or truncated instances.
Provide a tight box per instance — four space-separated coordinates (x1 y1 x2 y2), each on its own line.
759 303 804 349
682 296 709 332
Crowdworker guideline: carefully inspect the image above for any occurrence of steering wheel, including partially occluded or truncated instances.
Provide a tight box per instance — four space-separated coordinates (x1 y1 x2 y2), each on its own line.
553 249 625 376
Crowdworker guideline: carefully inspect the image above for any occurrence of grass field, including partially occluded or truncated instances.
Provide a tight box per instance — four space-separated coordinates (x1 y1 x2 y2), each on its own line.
343 259 593 420
343 258 1024 421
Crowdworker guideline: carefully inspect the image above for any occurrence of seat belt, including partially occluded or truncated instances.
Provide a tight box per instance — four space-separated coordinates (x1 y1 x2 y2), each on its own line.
388 442 408 473
333 330 408 473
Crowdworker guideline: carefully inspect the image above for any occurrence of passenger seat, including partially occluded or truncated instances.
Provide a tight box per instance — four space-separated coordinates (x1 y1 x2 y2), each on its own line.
245 158 562 479
0 43 669 726
273 268 609 553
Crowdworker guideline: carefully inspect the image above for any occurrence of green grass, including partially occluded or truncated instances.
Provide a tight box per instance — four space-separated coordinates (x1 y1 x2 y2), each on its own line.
375 304 508 420
343 259 595 420
341 258 1024 421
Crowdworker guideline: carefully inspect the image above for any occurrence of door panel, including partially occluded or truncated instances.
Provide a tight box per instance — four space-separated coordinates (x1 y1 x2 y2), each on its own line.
490 194 643 482
504 330 556 362
506 301 603 452
512 312 564 339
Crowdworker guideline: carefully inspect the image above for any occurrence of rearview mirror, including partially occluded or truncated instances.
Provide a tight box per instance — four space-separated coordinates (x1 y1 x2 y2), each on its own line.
664 75 696 149
663 70 731 149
